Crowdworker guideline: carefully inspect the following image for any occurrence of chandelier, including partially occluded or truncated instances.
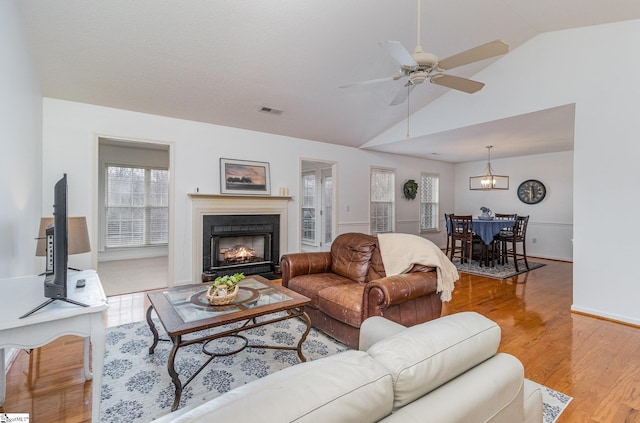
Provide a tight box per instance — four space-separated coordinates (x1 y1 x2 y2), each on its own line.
469 146 509 190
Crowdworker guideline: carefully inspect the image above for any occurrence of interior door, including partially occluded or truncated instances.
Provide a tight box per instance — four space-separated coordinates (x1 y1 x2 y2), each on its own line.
300 160 336 252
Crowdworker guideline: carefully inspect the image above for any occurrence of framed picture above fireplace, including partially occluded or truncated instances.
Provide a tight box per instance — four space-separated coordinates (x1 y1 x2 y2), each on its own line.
220 158 271 195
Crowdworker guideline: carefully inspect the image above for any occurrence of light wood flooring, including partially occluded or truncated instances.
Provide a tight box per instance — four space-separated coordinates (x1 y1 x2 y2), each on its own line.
2 259 640 422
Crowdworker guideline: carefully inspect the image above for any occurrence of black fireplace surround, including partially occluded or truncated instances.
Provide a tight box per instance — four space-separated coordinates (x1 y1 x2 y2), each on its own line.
202 214 280 281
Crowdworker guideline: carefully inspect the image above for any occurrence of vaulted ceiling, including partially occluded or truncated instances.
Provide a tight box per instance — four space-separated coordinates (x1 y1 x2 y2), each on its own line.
15 1 640 162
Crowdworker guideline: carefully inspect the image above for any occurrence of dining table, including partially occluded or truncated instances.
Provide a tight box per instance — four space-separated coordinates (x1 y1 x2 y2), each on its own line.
447 217 516 267
472 218 516 245
446 217 515 245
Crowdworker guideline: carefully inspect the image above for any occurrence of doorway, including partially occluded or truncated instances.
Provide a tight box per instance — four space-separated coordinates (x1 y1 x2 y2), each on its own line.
300 160 336 252
96 137 173 296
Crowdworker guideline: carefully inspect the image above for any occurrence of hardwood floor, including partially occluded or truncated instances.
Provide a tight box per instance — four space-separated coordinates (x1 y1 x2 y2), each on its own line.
1 259 639 422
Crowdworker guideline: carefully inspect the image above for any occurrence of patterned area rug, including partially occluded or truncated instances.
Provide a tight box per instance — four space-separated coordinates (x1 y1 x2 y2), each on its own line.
100 319 570 423
100 316 348 422
531 381 573 423
453 258 546 279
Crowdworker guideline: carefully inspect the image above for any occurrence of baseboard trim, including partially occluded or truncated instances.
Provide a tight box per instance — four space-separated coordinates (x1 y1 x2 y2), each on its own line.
570 307 640 328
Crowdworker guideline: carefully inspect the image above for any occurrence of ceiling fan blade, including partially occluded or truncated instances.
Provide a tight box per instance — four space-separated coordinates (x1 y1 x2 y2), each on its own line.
437 40 509 71
430 74 484 94
339 74 406 89
389 84 416 106
380 41 418 67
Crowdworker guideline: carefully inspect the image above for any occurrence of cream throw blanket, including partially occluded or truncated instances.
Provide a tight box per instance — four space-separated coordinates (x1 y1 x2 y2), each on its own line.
377 233 459 301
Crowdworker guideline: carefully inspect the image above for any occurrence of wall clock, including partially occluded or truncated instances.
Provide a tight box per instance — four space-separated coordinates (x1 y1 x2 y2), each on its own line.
517 180 546 204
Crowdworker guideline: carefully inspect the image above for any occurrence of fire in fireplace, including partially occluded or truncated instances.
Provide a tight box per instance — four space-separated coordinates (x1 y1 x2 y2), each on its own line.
221 245 259 264
202 214 280 280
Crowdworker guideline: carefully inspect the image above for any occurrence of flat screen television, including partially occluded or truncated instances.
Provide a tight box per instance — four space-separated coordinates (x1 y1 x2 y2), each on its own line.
44 174 69 299
21 174 88 318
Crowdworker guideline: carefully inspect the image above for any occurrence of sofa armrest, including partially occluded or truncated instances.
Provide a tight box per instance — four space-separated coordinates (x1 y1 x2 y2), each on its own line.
523 379 543 423
359 316 407 351
364 272 438 312
280 252 331 287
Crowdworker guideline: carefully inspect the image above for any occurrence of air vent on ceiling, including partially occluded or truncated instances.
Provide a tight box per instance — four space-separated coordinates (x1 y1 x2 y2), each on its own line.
259 106 284 116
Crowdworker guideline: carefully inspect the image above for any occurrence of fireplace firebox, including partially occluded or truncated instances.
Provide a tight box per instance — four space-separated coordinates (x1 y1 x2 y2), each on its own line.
202 214 280 281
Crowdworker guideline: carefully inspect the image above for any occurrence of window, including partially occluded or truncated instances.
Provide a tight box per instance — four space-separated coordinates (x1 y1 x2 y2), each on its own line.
420 173 439 232
322 172 333 244
301 171 317 244
370 167 395 234
105 165 169 248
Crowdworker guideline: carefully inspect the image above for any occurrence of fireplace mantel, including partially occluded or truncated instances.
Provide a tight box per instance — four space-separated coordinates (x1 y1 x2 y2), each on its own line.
189 193 291 283
188 193 292 201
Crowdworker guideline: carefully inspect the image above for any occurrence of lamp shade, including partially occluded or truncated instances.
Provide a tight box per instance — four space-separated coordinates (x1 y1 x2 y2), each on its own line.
36 216 91 256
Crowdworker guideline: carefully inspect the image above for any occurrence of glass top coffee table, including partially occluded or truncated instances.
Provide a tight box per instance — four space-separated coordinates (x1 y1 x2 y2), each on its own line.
145 275 311 411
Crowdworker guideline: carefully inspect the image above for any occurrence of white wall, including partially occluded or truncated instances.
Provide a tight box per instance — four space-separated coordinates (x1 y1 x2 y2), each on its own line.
454 151 573 261
0 0 43 373
367 20 640 325
42 98 454 284
0 1 43 278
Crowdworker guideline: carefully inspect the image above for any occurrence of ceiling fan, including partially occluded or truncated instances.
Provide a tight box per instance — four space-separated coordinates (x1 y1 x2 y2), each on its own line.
341 0 509 106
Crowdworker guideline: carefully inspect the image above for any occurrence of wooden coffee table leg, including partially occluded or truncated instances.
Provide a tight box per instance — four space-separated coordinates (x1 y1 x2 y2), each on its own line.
297 310 312 362
146 305 159 354
169 335 183 411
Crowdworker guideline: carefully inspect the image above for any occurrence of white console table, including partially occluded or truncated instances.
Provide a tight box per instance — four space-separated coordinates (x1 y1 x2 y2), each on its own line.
0 270 108 422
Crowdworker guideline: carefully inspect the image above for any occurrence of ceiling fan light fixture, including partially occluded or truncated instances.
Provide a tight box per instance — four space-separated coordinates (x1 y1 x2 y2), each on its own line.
469 146 509 190
409 70 428 85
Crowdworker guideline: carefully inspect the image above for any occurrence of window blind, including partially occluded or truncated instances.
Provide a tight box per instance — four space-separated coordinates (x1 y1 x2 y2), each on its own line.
370 168 395 234
106 166 169 248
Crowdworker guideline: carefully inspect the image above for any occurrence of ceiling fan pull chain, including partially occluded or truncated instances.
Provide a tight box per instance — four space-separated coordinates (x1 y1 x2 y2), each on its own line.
407 85 411 138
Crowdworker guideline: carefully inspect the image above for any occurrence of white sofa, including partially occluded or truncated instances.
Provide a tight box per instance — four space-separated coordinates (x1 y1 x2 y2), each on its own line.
153 312 543 423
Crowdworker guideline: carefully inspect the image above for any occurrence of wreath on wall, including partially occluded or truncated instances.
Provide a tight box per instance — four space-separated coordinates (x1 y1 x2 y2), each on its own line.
403 179 419 200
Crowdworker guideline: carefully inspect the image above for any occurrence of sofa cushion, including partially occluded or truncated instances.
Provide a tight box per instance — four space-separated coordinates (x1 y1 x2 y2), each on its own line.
366 311 501 408
377 353 525 422
317 283 366 327
330 233 376 283
168 350 394 423
288 273 354 308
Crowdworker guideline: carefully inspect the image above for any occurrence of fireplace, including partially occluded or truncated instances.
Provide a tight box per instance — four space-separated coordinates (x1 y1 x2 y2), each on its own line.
202 214 280 280
190 193 290 284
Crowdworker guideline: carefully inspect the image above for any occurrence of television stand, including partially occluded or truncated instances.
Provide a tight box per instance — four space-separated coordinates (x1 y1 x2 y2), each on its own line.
19 297 89 319
1 270 107 422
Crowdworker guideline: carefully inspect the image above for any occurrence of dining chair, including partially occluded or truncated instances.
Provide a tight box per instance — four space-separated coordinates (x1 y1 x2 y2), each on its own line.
491 213 517 261
496 215 530 272
449 215 474 264
444 213 453 256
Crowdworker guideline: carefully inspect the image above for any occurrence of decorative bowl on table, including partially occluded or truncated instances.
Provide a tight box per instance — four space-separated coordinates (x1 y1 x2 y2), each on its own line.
206 284 240 305
477 216 494 220
206 273 245 305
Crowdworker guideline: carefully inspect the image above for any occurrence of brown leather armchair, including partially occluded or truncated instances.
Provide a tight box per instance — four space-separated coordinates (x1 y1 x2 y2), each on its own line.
280 233 442 348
